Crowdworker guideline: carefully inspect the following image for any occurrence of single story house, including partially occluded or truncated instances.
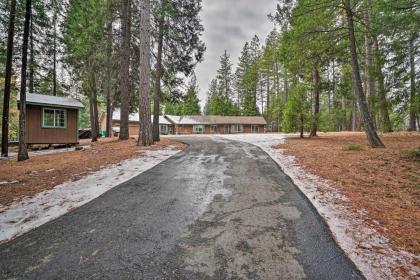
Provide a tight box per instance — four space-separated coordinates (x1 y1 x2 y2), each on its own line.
164 115 267 134
17 93 84 145
100 110 174 136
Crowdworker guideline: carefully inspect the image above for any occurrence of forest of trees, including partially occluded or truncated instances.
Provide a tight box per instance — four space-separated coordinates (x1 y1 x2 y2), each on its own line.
205 0 419 145
0 0 204 159
0 0 419 160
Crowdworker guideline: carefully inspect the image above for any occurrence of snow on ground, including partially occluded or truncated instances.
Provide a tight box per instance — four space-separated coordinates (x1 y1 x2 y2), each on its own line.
0 146 181 243
4 147 82 159
218 133 419 280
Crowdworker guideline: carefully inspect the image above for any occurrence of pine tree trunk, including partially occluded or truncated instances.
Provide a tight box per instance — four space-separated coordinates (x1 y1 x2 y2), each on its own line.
1 0 17 157
18 0 32 162
29 16 34 93
373 37 392 132
309 65 320 137
363 0 375 118
138 0 153 146
119 0 131 140
105 15 113 137
89 67 99 142
153 19 164 142
408 35 417 131
344 0 384 147
300 114 304 138
52 4 57 96
284 68 289 102
266 76 270 122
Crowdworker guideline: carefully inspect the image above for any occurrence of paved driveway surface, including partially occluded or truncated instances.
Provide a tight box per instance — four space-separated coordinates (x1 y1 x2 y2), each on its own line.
0 137 363 280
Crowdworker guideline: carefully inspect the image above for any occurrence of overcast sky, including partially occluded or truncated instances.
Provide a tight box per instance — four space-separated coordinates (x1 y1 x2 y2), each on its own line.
195 0 277 108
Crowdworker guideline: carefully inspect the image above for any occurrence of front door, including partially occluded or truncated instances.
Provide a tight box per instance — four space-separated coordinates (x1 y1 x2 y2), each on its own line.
252 125 259 133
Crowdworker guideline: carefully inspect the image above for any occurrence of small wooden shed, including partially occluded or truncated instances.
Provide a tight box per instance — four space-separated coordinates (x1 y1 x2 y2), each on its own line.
17 93 84 145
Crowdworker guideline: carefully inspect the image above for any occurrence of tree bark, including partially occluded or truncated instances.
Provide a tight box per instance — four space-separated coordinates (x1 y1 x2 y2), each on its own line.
153 18 164 142
18 0 32 162
29 16 34 93
408 35 417 131
284 68 289 102
138 0 153 146
52 5 57 96
89 65 99 142
363 0 375 116
119 0 131 140
1 0 17 157
300 114 304 138
266 76 270 122
309 65 320 137
105 15 113 137
373 37 392 132
344 0 384 147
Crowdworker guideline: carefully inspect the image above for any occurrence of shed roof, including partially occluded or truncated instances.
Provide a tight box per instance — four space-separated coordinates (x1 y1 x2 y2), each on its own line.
165 115 267 125
112 110 172 125
17 93 84 109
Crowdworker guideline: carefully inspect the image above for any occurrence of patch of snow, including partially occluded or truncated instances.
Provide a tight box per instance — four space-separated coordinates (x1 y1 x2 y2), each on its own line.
3 147 81 160
218 133 419 280
0 146 181 243
0 180 19 186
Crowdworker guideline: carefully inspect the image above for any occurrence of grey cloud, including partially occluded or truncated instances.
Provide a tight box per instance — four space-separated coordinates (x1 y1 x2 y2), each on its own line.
195 0 276 107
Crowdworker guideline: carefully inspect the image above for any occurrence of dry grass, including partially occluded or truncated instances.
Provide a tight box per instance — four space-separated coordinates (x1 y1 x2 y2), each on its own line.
277 131 420 255
0 137 185 207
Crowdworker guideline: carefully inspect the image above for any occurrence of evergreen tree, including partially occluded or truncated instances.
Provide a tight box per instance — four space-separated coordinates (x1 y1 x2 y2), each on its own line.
216 50 234 100
151 0 205 141
182 74 201 115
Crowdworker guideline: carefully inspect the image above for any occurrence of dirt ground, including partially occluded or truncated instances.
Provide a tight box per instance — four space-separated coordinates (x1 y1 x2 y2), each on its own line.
277 131 420 256
0 137 185 207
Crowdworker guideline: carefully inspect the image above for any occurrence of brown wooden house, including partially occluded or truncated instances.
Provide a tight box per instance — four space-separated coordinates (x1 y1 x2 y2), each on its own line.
17 93 84 145
100 110 174 136
164 115 267 134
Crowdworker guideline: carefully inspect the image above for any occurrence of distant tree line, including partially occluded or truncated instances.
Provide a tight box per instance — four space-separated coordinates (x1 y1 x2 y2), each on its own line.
205 0 419 147
0 0 205 160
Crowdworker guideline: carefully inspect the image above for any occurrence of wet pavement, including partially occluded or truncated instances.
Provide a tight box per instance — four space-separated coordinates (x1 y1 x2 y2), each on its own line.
0 137 364 279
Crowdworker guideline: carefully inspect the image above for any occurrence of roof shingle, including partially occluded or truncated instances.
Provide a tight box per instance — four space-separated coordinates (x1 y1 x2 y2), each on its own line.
17 93 84 109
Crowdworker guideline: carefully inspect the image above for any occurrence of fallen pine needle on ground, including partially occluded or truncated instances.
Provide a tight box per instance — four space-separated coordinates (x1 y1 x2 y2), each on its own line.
0 137 185 243
219 132 419 280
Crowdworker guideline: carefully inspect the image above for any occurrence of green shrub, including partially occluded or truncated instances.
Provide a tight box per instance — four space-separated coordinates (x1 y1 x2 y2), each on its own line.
342 143 363 151
399 148 420 160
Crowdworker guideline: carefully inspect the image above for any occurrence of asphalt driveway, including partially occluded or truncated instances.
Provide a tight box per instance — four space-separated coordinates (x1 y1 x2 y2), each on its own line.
0 136 364 279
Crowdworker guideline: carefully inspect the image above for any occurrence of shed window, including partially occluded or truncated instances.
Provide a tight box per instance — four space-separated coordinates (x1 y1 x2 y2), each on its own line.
42 108 67 128
193 125 204 134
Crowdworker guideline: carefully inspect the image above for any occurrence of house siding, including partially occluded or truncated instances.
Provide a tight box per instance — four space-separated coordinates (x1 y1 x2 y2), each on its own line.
25 105 79 144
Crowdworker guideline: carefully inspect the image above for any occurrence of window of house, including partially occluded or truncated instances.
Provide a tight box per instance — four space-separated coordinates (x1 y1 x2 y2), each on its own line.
224 125 230 134
210 125 218 133
252 125 259 133
42 108 67 128
193 125 204 133
230 124 244 133
160 124 168 134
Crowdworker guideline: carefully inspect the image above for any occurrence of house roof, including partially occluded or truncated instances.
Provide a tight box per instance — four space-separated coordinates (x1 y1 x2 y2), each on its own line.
165 115 267 125
17 93 84 109
112 110 172 125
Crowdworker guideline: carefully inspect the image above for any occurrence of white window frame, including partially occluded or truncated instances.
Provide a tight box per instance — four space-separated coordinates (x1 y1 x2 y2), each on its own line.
230 124 244 133
42 107 67 129
193 125 204 134
159 124 168 134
